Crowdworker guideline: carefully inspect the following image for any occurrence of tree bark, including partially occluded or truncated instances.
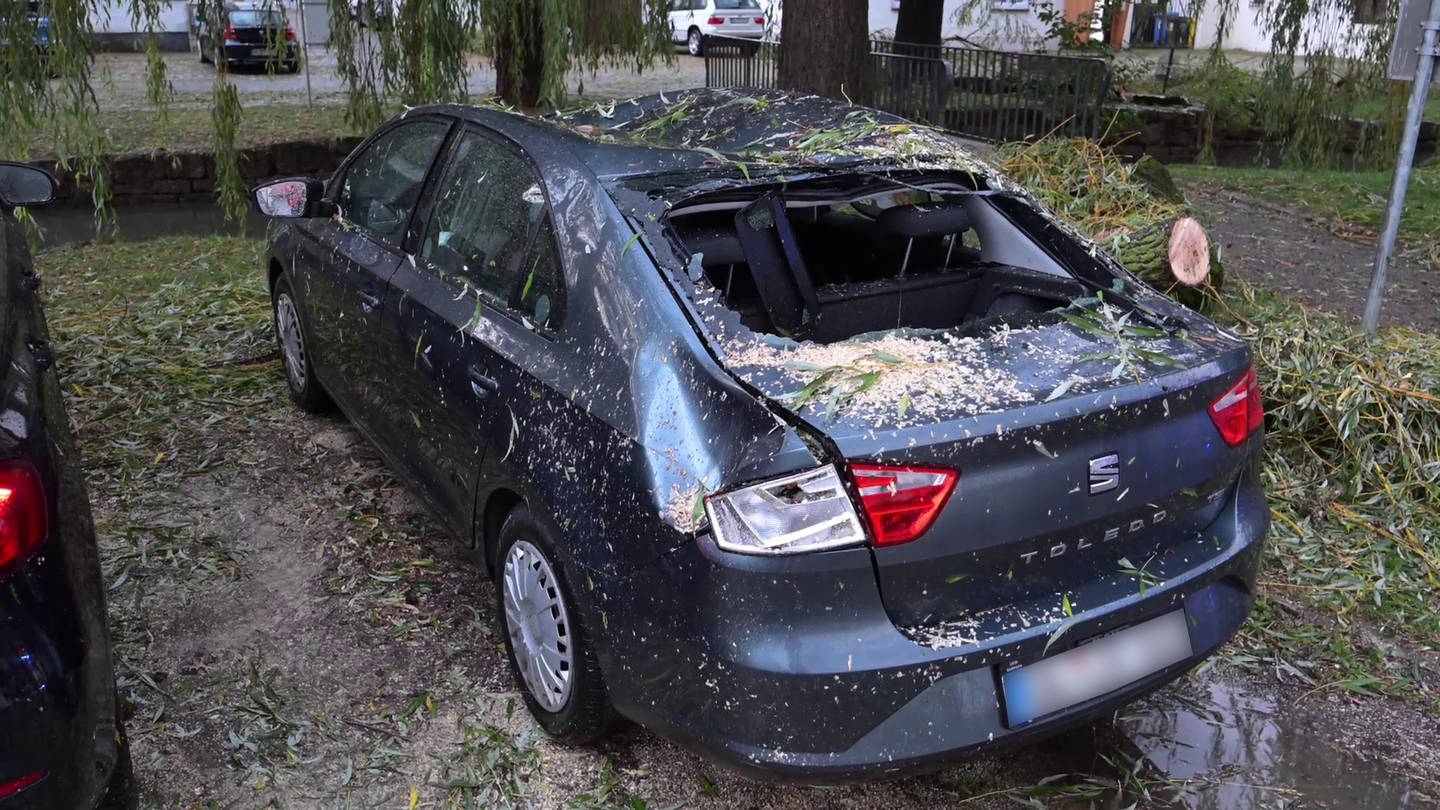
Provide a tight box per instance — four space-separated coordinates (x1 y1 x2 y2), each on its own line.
777 0 871 101
893 0 945 51
494 4 545 109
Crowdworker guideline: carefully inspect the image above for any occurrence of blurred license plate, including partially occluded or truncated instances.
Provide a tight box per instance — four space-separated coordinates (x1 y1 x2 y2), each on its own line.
1002 609 1192 727
253 48 275 57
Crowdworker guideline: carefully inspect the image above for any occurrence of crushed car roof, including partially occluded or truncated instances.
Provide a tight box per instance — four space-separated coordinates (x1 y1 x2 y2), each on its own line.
412 88 998 183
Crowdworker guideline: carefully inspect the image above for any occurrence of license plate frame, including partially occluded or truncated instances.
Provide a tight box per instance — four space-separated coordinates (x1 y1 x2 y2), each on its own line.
1002 609 1193 728
252 47 276 57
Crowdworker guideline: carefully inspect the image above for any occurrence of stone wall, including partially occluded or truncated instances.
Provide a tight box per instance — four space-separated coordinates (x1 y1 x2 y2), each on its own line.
39 138 363 205
1102 98 1440 167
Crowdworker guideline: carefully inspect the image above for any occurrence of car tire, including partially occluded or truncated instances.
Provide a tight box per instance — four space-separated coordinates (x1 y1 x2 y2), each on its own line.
271 275 331 413
198 37 211 64
687 27 704 57
284 60 301 74
97 723 137 810
494 507 616 744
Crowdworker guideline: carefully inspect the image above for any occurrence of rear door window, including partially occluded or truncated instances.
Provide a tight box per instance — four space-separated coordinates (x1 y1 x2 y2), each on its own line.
419 131 549 305
515 215 566 332
335 119 450 246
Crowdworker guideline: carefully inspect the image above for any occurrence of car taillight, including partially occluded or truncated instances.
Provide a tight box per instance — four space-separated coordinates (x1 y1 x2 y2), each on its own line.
1208 366 1264 447
754 16 765 23
707 16 724 24
0 771 46 799
850 463 958 547
285 25 297 41
705 465 867 555
222 26 237 42
0 461 47 578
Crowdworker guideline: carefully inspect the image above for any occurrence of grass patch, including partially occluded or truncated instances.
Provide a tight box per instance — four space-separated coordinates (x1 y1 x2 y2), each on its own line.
1171 162 1440 264
1211 283 1440 708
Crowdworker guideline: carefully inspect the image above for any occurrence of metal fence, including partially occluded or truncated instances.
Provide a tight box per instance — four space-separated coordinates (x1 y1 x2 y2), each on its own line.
703 36 779 93
704 35 1112 143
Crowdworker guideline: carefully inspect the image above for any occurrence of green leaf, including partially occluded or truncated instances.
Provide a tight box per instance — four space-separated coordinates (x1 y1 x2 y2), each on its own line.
1062 593 1073 617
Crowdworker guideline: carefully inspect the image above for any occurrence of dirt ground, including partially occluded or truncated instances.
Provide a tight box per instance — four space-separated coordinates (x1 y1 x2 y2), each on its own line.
1187 184 1440 333
35 188 1440 808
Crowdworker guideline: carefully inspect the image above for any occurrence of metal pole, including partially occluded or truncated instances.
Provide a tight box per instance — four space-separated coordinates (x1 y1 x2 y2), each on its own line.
1363 0 1440 332
298 0 314 107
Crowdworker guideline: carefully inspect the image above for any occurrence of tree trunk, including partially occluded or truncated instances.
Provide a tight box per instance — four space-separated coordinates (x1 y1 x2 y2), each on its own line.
777 0 871 101
893 0 944 52
493 0 546 109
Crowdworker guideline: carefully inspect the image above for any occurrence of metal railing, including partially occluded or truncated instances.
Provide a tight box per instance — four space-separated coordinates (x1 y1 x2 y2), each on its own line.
703 35 779 92
704 35 1112 143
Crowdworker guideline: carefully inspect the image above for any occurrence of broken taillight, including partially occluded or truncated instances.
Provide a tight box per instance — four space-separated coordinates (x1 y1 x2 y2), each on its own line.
706 465 868 555
850 463 958 547
1208 366 1264 447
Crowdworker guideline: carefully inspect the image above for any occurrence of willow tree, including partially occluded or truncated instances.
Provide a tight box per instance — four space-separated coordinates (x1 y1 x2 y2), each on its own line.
1196 0 1406 168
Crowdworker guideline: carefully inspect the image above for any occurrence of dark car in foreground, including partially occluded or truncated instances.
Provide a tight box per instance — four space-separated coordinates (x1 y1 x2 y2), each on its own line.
196 1 300 73
0 163 132 806
252 89 1268 779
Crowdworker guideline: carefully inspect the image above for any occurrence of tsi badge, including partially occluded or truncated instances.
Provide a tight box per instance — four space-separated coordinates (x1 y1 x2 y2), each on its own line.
1088 453 1121 495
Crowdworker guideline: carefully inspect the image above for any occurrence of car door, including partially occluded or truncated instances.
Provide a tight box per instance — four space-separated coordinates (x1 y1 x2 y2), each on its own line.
374 127 554 537
290 117 451 429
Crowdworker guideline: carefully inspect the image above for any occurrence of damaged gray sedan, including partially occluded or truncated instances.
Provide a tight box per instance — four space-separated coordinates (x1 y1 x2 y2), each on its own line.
252 89 1268 779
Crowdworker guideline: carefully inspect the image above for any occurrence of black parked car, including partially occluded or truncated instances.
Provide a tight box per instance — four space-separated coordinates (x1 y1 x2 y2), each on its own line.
0 163 133 806
252 90 1268 779
195 1 300 73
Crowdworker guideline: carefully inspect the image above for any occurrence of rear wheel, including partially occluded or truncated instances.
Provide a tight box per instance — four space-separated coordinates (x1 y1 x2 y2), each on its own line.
271 275 331 413
198 36 211 63
687 27 704 56
495 507 616 743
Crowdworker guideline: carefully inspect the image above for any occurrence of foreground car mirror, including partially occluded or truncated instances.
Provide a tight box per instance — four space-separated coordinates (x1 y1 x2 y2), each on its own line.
0 162 57 208
252 177 335 219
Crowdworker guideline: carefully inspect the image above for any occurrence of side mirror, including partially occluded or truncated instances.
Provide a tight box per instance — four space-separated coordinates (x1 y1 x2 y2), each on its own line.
251 177 335 219
0 162 57 208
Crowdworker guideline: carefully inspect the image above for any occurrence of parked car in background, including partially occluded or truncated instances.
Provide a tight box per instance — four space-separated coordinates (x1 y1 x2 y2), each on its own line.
667 0 766 55
347 0 400 29
195 1 300 73
251 90 1268 779
0 162 133 807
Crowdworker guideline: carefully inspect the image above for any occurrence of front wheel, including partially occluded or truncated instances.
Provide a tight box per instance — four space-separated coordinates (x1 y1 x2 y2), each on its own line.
495 507 616 744
687 27 704 57
271 275 331 413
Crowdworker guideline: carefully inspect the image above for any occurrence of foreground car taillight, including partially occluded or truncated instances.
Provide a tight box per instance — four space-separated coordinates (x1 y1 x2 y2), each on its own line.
0 461 47 578
0 771 46 800
706 465 867 555
1208 366 1264 447
850 464 958 547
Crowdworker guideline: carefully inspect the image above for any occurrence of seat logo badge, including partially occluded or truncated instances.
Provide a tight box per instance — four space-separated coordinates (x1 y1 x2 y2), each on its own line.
1088 453 1120 495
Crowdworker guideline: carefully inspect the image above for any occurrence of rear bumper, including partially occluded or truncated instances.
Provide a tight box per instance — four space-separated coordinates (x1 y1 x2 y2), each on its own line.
221 42 299 65
597 460 1268 780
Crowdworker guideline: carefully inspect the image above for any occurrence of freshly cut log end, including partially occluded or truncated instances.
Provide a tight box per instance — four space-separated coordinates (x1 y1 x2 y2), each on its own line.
1167 216 1211 287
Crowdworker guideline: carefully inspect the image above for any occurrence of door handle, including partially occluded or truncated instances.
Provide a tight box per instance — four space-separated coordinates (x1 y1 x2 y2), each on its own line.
359 291 382 314
467 365 499 399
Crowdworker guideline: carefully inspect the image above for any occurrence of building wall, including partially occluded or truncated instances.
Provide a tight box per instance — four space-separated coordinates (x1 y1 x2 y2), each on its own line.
866 0 1058 51
1191 0 1383 56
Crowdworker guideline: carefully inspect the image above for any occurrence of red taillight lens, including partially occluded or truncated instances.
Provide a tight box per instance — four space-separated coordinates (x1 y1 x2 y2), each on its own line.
1208 366 1264 447
222 26 237 41
285 25 297 41
0 461 47 578
707 16 724 24
850 463 958 547
0 770 46 799
754 16 765 23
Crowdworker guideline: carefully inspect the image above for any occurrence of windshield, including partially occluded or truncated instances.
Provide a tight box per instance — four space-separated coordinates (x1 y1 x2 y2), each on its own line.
229 10 284 26
715 0 760 8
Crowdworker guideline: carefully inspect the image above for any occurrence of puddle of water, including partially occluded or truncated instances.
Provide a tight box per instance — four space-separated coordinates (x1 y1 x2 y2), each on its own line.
1122 680 1423 808
31 201 264 249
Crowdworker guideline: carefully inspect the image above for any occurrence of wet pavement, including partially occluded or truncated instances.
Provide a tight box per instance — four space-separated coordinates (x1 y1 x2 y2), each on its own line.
88 48 708 110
